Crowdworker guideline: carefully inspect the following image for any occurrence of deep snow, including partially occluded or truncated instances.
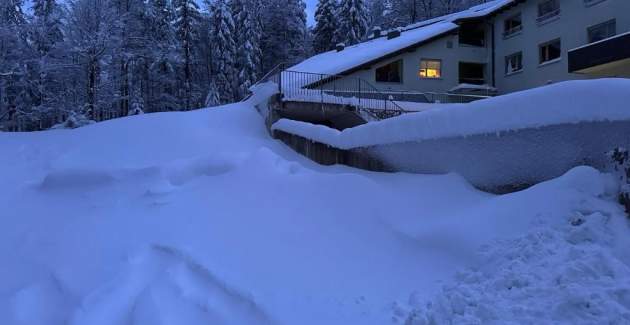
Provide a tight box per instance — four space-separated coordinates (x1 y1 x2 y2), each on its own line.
1 93 629 324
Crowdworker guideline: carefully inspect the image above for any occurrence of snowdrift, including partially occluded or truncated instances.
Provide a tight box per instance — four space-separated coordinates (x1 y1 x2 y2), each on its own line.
1 84 629 324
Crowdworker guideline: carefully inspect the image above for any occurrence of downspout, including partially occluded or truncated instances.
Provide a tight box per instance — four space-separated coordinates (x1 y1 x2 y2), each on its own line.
490 22 496 88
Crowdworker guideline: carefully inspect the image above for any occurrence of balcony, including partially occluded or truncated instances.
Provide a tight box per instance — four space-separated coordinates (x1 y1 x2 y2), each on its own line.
568 32 630 76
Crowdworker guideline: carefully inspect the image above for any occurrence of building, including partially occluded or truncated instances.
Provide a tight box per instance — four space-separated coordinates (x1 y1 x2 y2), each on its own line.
290 0 630 97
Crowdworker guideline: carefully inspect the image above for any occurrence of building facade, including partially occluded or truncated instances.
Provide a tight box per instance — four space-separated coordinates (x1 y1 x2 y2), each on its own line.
493 0 630 94
295 0 630 97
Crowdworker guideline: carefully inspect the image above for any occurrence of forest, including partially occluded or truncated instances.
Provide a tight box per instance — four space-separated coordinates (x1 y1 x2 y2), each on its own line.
0 0 488 131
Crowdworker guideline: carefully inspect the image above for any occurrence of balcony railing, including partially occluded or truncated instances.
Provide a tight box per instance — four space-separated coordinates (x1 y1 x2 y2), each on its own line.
536 9 560 24
503 25 523 38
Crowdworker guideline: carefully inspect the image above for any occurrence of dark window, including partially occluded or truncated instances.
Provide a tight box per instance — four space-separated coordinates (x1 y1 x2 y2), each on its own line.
537 0 560 22
459 22 485 47
588 19 616 43
375 60 402 83
459 62 485 85
504 14 523 37
539 39 561 64
505 52 523 74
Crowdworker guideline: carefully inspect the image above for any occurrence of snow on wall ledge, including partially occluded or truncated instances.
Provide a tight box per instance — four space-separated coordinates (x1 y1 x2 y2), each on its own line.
272 79 630 150
271 79 630 190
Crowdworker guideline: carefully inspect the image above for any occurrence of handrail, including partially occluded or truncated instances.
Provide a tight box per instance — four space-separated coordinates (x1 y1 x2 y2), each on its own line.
255 63 285 87
280 69 407 120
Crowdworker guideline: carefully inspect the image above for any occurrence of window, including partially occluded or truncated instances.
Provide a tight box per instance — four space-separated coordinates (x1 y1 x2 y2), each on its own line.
459 62 485 85
504 14 522 37
539 39 561 64
505 52 523 74
419 59 441 78
375 60 402 83
459 22 486 47
537 0 560 23
588 19 616 43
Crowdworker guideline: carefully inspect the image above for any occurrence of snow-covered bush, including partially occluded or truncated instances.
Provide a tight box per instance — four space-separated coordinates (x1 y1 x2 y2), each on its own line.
609 147 630 215
51 111 95 129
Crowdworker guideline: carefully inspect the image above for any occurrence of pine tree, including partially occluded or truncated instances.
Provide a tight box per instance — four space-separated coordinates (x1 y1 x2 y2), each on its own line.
0 0 29 130
146 0 179 111
232 0 262 98
0 0 26 27
64 0 119 121
173 0 202 109
207 0 237 104
337 0 368 46
261 0 307 72
313 0 338 53
286 0 308 63
31 0 63 55
27 0 65 127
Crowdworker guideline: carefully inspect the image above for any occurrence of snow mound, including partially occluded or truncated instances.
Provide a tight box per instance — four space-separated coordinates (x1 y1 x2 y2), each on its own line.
394 167 630 325
400 211 630 325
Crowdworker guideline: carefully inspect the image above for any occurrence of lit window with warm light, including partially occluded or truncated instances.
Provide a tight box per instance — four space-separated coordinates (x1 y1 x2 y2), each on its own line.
419 59 442 78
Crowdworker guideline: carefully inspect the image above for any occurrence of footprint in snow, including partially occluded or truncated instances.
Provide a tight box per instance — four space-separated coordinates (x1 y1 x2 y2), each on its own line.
69 244 274 325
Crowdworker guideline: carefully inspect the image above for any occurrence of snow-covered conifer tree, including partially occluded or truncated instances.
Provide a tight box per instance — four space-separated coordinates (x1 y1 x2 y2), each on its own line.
0 0 29 130
313 0 338 53
261 0 307 72
336 0 368 46
173 0 202 109
146 0 180 112
27 0 65 126
232 0 262 99
207 0 237 104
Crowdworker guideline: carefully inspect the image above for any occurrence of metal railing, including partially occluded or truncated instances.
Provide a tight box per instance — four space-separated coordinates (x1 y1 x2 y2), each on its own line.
251 64 492 120
278 69 406 120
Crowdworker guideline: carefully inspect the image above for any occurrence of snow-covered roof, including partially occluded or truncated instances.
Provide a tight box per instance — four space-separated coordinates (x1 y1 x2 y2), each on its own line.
289 0 516 77
289 22 458 76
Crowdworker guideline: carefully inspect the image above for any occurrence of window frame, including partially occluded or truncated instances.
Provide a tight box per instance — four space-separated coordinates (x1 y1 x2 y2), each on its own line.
458 62 486 85
587 19 616 44
503 13 523 38
505 51 523 75
419 59 442 79
584 0 607 7
539 38 562 65
458 23 486 47
375 60 403 83
537 0 560 24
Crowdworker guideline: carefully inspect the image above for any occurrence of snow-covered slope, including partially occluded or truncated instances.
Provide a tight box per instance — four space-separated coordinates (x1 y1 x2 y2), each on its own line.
1 94 629 324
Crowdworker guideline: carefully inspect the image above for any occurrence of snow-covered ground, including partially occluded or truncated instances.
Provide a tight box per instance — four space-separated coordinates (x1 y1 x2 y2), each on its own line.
1 92 630 324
